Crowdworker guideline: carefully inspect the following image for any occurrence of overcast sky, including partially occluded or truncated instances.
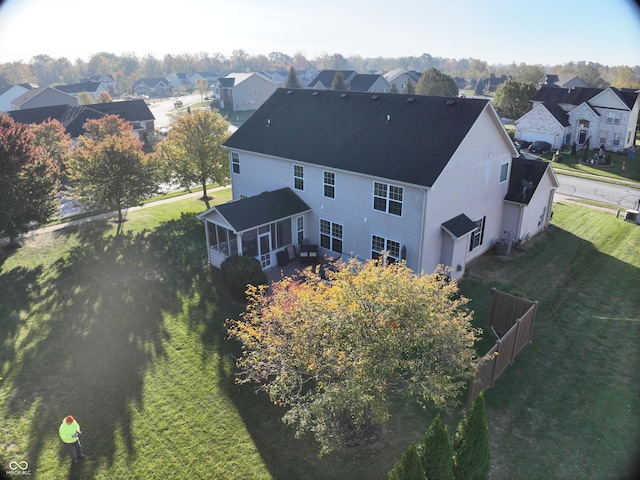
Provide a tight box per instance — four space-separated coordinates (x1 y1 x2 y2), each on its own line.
0 0 639 67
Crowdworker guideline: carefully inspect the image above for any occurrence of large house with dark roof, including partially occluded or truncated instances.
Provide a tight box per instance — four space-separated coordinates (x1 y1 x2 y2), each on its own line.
515 85 639 151
56 80 109 99
198 88 557 280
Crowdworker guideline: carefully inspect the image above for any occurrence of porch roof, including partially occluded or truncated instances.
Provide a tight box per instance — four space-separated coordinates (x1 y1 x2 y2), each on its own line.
441 213 477 239
199 187 311 233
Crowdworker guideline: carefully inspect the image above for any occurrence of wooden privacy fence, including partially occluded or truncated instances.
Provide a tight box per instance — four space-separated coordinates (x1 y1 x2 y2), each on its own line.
466 288 538 409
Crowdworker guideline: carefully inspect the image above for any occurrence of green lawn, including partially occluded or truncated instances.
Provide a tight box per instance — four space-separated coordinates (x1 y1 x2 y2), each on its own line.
1 195 639 479
540 148 640 183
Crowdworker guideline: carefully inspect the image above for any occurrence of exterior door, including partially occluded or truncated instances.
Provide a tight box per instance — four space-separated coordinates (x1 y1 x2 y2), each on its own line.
578 129 587 144
259 230 271 268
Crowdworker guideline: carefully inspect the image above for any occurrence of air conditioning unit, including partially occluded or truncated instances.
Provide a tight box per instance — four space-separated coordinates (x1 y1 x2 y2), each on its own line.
496 239 512 256
624 210 640 224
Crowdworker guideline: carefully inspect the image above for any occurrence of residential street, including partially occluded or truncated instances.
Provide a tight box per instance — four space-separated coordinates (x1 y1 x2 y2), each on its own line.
555 173 640 210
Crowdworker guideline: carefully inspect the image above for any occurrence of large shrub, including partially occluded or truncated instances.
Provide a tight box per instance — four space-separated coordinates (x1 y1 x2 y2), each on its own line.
388 442 426 480
453 393 491 480
220 256 267 302
419 414 454 480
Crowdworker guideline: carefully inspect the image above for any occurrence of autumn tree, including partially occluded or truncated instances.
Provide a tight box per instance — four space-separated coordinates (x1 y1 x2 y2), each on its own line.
195 77 209 101
285 66 303 88
0 114 60 246
67 115 156 235
492 80 537 121
154 109 230 208
416 68 459 97
227 258 480 454
96 91 113 103
30 118 72 172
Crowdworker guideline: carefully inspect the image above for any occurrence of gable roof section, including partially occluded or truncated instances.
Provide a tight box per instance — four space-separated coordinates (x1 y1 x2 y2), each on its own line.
203 187 311 232
541 102 570 127
224 88 491 188
533 85 603 106
56 81 101 94
505 158 555 205
441 214 478 239
308 70 356 89
10 86 76 107
348 74 385 91
7 104 103 137
88 99 154 122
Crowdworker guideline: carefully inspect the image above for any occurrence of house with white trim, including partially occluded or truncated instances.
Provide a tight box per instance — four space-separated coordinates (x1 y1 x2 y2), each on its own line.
216 72 277 112
198 89 558 280
515 85 639 151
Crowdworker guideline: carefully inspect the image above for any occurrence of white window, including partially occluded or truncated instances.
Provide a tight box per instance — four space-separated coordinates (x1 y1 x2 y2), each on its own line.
470 216 486 251
320 219 342 253
599 131 608 145
613 132 621 146
500 163 509 183
373 182 403 216
296 216 304 244
605 112 621 125
231 152 240 174
371 235 401 263
294 165 304 190
324 171 335 198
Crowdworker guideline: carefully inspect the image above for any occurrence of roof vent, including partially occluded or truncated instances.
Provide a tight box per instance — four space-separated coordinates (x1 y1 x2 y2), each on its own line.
312 91 319 96
267 118 271 127
340 93 348 98
446 99 456 106
407 97 415 103
386 114 391 123
286 90 293 95
371 94 379 100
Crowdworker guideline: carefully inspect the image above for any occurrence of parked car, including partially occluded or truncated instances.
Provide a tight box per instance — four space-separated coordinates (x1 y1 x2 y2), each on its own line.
174 100 183 108
529 141 551 154
517 139 531 149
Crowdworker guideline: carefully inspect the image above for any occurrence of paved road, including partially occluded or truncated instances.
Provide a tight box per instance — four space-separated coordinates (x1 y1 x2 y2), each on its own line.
556 173 640 210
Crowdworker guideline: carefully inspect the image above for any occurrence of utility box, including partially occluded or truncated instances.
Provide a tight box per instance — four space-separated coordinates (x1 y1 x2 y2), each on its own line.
624 210 639 224
496 239 512 256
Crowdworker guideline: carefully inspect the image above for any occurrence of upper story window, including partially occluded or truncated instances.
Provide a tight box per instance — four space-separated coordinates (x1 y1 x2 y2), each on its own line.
294 165 304 190
578 119 590 128
605 112 621 125
500 163 509 183
373 182 403 216
324 171 335 198
231 152 240 174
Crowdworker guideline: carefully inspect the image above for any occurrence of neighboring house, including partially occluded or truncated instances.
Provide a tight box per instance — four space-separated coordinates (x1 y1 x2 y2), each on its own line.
216 72 277 112
475 76 508 94
383 68 421 92
347 73 390 93
188 72 219 87
56 80 109 99
7 99 155 141
307 70 357 90
539 74 588 89
198 88 557 280
165 73 189 90
0 83 37 111
10 86 78 110
133 77 170 97
515 85 639 151
81 74 117 94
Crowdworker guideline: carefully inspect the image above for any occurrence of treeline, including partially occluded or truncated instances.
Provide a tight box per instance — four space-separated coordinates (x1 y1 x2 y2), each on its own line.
1 50 638 94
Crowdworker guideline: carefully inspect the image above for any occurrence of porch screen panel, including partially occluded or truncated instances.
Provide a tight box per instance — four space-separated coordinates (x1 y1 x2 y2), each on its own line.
207 222 218 249
242 229 258 257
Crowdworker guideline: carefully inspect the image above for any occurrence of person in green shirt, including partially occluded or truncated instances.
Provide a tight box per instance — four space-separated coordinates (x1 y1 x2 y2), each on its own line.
59 415 85 463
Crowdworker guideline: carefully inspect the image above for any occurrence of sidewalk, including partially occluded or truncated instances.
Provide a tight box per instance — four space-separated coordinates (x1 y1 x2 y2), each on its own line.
0 185 229 247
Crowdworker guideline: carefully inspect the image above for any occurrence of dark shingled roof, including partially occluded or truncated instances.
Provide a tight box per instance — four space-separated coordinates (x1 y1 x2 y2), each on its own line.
504 157 551 205
308 70 356 89
56 81 101 94
533 85 638 110
88 99 154 122
223 88 490 188
348 74 384 92
214 187 311 232
541 102 571 127
7 104 103 137
441 214 478 239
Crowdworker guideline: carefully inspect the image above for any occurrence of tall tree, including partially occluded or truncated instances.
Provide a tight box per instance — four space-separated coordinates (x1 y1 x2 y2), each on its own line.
67 115 156 234
155 109 230 208
30 118 72 172
332 70 347 91
0 114 60 246
402 77 415 95
77 92 93 105
416 68 458 96
227 258 480 454
419 415 454 480
195 77 209 101
285 66 303 88
492 80 537 120
388 443 426 480
453 393 491 480
96 91 113 103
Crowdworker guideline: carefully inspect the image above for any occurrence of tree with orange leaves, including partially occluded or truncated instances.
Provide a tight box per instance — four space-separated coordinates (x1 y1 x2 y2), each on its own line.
227 258 480 454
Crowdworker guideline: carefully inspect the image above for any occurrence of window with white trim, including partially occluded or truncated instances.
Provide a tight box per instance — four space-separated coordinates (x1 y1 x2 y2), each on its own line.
613 132 621 146
294 165 304 190
296 216 304 244
371 235 400 263
373 182 403 216
500 163 509 183
605 111 621 125
231 152 240 174
599 130 608 145
320 219 342 253
470 216 486 251
323 171 335 198
578 119 590 128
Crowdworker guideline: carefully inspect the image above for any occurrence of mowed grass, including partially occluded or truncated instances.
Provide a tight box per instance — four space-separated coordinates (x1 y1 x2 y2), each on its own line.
1 193 639 479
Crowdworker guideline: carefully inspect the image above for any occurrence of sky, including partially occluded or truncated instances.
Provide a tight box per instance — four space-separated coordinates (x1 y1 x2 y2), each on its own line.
0 0 639 67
